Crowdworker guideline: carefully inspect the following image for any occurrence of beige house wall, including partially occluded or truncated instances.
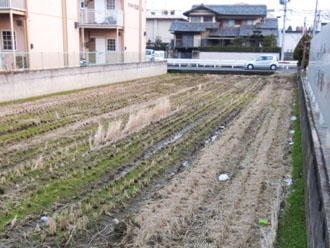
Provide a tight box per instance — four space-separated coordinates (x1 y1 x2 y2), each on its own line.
26 0 80 69
81 29 123 52
124 0 146 54
0 14 26 52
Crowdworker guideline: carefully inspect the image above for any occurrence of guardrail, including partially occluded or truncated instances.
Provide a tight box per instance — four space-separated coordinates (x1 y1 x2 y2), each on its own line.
167 59 298 69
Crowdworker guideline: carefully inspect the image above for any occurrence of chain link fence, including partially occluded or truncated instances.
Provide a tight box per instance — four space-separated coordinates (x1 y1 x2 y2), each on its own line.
0 51 147 72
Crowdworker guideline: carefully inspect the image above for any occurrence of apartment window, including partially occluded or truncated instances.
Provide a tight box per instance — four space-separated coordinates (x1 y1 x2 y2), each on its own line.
2 31 16 51
227 20 235 27
107 39 116 51
191 16 201 23
204 16 213 22
107 0 115 9
235 20 242 26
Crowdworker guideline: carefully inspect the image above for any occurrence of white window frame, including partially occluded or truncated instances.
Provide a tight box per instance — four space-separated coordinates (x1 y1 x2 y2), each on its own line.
1 30 17 51
106 0 115 10
107 38 116 51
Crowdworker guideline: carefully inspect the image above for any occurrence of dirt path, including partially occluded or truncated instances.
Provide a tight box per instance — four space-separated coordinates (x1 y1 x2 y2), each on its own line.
121 77 294 248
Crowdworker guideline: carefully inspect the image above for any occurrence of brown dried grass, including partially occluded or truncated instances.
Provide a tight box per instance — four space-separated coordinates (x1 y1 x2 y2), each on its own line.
124 98 171 134
48 217 57 236
106 120 122 142
91 98 171 149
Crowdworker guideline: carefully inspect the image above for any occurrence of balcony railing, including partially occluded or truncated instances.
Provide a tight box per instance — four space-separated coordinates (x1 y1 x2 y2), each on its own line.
79 9 123 27
0 0 26 10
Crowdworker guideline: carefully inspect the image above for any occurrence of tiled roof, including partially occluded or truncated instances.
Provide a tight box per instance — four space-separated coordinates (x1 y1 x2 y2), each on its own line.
169 21 219 32
209 27 240 37
170 18 278 37
256 18 279 29
239 25 255 36
185 4 267 16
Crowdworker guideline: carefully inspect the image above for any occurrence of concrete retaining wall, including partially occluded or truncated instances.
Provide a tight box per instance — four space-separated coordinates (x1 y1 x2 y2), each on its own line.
299 74 330 248
199 52 280 60
307 23 330 135
0 61 167 102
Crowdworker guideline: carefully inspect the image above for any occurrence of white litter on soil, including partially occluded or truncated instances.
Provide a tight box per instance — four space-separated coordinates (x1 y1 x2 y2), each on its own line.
218 174 230 181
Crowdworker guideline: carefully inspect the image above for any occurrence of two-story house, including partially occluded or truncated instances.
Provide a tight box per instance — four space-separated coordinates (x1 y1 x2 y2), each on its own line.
170 4 278 53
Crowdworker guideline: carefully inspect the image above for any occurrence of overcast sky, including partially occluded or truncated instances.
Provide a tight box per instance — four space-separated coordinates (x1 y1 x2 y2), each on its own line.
147 0 330 29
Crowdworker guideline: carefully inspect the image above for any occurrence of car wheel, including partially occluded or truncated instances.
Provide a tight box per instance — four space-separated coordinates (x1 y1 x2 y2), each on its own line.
247 64 254 70
270 64 277 70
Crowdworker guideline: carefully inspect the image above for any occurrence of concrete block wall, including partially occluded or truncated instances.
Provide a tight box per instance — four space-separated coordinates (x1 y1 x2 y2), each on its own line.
0 61 167 102
299 74 330 248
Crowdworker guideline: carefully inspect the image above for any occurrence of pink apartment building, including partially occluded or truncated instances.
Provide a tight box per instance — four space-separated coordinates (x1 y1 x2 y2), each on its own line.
0 0 146 70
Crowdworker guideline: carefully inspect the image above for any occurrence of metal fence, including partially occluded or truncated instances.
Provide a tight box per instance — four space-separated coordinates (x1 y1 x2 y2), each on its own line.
0 52 147 72
307 23 330 133
79 9 123 26
0 0 26 10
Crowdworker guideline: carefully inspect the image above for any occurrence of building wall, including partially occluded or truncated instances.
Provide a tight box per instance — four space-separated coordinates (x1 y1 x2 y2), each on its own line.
0 14 26 52
27 0 64 53
0 61 167 102
26 0 80 68
66 0 80 54
146 18 175 43
124 0 146 54
83 29 123 52
278 31 303 53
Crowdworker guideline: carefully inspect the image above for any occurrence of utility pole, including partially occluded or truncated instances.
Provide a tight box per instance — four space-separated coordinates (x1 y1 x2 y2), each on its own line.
312 0 319 37
280 0 288 61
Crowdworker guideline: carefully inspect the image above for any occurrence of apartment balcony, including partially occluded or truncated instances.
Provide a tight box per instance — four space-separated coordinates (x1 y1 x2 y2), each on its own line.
0 0 26 14
79 9 124 28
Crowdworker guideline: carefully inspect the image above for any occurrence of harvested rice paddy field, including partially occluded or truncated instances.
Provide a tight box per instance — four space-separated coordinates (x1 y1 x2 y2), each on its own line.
0 73 295 247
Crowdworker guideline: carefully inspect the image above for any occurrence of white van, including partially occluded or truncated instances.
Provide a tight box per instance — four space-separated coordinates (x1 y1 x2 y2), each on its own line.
154 51 165 61
146 49 155 61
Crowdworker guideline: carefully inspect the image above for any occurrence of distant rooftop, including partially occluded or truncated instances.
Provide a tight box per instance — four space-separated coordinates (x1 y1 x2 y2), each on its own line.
184 4 267 16
170 18 278 37
147 10 187 20
169 21 219 32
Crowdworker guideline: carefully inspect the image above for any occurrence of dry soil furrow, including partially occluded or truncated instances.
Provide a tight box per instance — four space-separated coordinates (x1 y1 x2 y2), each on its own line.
121 82 287 247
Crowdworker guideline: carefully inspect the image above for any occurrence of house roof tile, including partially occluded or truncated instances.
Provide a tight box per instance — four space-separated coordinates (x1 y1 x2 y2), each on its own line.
185 4 267 16
169 21 219 32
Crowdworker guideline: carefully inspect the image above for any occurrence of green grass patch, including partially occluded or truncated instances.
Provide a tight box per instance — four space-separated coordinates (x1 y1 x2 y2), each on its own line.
275 90 307 248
